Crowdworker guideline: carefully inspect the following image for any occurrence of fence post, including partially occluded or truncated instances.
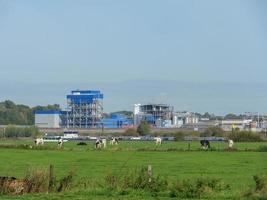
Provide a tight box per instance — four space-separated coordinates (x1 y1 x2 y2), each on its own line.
148 165 152 183
48 164 54 192
188 141 191 151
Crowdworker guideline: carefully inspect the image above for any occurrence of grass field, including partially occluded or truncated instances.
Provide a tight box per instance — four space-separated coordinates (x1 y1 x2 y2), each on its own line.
0 139 266 199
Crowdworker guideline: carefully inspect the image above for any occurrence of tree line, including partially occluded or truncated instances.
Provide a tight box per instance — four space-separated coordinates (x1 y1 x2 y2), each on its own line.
0 100 60 125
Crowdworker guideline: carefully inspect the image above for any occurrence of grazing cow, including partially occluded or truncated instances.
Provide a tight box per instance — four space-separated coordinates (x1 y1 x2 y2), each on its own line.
102 139 107 148
200 140 210 149
34 138 44 146
95 139 102 149
58 138 64 148
155 137 162 146
228 139 234 149
110 137 118 145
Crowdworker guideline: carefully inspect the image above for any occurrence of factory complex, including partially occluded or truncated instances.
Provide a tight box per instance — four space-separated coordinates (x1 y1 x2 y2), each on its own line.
35 90 267 132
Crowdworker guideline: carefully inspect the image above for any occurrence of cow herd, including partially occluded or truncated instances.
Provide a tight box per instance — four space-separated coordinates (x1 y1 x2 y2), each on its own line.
34 137 64 148
95 137 119 149
34 137 235 150
200 139 234 150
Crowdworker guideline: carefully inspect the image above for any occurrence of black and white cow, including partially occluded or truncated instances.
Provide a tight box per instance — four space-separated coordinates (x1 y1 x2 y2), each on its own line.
34 138 44 146
110 137 118 145
95 139 102 149
58 138 64 148
200 140 210 149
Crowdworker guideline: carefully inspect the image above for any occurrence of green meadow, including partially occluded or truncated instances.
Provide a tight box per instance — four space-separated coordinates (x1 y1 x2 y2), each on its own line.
0 139 266 199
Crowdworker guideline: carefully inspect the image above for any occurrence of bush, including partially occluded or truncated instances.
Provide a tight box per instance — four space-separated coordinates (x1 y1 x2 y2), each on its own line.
24 167 49 193
0 166 77 195
254 175 267 192
0 177 25 195
201 127 224 137
57 171 75 192
3 125 40 138
105 166 167 193
123 128 138 136
245 174 267 198
257 146 267 152
137 121 151 136
228 131 263 142
173 131 185 141
169 177 230 198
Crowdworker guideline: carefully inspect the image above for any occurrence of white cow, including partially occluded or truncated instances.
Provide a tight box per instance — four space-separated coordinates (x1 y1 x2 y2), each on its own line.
155 137 162 146
58 138 64 148
35 138 44 146
228 140 234 149
102 139 107 148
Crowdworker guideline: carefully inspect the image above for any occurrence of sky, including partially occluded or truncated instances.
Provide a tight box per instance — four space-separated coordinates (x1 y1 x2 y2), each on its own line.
0 0 267 115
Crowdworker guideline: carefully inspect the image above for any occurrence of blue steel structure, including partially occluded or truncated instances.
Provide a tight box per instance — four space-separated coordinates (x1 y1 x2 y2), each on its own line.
66 90 103 128
102 114 134 129
34 110 61 114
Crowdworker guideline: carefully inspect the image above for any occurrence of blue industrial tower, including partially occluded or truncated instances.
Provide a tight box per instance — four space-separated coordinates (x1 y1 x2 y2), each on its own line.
66 90 103 128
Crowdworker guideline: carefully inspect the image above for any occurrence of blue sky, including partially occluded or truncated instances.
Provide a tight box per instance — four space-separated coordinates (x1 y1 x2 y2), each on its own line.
0 0 267 114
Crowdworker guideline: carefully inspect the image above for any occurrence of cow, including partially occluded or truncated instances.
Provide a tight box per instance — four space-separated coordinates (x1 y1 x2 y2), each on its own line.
228 139 234 149
200 140 210 149
95 139 102 149
58 138 64 148
34 138 44 146
102 139 107 148
155 137 162 146
110 137 118 145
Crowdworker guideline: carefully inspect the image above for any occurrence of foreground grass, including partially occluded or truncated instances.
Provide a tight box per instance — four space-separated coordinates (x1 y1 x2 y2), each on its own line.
0 190 237 200
0 139 266 199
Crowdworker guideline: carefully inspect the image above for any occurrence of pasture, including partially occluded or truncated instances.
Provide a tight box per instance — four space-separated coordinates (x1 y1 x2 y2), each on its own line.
0 139 266 199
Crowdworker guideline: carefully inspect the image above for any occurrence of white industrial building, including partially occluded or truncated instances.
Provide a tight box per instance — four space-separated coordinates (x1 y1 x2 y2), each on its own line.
220 119 253 131
134 103 199 128
172 112 199 127
35 110 61 128
134 103 174 127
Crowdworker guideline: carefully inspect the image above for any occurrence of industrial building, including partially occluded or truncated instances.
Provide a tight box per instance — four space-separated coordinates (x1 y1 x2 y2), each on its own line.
34 110 61 128
34 90 201 130
134 103 200 128
134 103 174 127
219 119 262 132
102 114 134 129
173 112 199 127
66 90 103 128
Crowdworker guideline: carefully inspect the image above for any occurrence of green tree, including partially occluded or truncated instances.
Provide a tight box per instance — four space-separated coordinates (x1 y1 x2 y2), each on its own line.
32 104 61 111
201 127 224 137
0 100 61 125
137 121 151 136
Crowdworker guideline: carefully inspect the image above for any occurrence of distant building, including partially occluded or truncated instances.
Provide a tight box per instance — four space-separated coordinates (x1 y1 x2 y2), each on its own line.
35 110 61 128
220 119 252 131
102 114 133 129
181 120 219 132
172 112 199 127
134 103 174 127
34 90 104 129
66 90 103 128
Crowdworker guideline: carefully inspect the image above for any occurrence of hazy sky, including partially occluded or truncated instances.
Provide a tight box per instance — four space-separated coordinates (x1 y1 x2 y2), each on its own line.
0 0 267 114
